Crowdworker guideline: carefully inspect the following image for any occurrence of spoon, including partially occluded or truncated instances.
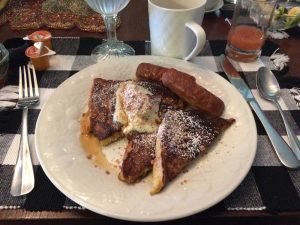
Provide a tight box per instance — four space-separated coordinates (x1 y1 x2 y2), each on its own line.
257 67 300 160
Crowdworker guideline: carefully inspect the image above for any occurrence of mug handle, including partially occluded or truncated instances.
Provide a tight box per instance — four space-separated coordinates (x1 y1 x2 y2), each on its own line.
184 21 206 61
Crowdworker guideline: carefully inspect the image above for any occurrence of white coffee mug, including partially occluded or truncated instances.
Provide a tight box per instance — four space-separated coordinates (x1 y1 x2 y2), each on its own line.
206 0 219 10
148 0 207 61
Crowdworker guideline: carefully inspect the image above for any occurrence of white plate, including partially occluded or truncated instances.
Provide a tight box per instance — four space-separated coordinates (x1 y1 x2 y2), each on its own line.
35 56 257 222
205 0 224 13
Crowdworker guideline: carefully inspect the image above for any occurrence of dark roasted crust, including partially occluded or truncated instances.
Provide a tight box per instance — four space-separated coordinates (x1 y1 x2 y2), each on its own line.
136 63 225 118
162 110 235 181
136 63 168 83
137 81 185 114
119 82 185 184
88 78 123 140
119 133 156 183
162 69 225 118
152 110 235 193
87 78 183 144
87 73 233 192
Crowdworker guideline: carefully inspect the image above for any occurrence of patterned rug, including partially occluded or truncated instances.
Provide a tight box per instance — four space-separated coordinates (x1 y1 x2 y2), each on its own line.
0 0 120 32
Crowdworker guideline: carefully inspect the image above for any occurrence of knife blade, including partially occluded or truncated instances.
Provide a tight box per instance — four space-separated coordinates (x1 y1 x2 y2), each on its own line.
220 54 300 169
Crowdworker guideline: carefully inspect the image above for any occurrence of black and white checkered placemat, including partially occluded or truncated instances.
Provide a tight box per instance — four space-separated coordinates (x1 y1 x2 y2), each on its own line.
0 36 300 214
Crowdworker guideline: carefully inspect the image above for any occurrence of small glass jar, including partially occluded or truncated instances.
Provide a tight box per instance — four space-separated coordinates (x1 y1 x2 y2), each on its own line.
225 0 278 62
3 38 29 66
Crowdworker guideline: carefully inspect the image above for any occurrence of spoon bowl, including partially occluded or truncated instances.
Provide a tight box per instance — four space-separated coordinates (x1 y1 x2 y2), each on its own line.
257 67 281 101
256 66 300 160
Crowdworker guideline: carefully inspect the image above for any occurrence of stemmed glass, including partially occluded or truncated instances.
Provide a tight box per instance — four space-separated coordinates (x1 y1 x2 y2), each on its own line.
85 0 135 61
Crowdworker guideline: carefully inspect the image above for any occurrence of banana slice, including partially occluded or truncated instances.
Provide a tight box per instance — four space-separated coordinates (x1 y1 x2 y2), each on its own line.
285 7 300 29
288 6 300 17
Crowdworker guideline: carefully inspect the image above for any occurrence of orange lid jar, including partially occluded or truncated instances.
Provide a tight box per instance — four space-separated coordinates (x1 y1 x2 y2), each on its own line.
28 30 52 50
25 46 49 71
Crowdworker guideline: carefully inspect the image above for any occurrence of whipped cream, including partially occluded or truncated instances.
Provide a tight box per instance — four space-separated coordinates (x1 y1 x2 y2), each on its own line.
114 81 161 134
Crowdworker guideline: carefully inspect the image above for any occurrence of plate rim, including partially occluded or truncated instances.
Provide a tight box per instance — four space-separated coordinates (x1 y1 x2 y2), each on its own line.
35 55 257 222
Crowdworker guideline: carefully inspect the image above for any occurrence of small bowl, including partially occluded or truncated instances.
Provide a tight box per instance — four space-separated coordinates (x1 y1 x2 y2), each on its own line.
271 13 300 30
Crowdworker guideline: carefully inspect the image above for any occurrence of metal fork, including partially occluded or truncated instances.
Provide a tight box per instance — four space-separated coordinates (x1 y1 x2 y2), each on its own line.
10 64 39 196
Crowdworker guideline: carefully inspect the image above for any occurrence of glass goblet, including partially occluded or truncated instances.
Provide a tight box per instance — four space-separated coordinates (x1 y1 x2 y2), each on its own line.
85 0 135 61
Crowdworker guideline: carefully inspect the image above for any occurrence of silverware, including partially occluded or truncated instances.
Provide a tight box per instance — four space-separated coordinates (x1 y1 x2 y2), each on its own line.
10 64 40 196
257 67 300 160
220 54 300 169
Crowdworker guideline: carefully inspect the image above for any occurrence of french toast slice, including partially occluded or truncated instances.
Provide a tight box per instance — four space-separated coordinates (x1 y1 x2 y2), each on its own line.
119 132 156 183
86 78 124 145
118 81 184 184
151 109 235 194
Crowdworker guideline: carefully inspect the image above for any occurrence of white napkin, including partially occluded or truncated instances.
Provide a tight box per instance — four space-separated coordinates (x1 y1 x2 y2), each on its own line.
267 30 290 39
0 85 18 110
290 87 300 107
270 48 290 71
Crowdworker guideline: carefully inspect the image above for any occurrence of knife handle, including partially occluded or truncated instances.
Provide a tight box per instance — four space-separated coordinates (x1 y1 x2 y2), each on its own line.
275 101 300 160
249 100 300 169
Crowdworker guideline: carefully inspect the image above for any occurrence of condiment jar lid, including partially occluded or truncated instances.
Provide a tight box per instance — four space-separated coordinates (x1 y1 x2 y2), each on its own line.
28 30 52 42
25 46 44 59
25 44 56 59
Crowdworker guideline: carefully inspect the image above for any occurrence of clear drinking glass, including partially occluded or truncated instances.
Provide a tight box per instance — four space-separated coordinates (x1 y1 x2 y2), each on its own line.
84 0 135 61
225 0 278 62
0 44 9 88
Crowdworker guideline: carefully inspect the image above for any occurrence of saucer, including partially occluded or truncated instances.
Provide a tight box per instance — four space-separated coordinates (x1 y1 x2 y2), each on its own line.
205 0 224 13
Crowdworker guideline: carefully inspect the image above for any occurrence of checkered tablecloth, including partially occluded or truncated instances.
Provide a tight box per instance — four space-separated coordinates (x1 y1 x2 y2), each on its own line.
0 36 300 215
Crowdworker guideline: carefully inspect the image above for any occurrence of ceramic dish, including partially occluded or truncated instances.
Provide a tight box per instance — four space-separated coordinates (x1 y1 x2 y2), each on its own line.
205 0 224 13
35 56 257 222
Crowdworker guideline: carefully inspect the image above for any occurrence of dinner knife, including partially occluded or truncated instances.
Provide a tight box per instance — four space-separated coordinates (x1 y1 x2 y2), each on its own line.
220 54 300 169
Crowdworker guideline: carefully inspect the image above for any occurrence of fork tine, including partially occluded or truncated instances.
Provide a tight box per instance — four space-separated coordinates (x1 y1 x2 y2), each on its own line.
18 66 23 99
31 64 39 97
27 65 33 97
23 65 28 98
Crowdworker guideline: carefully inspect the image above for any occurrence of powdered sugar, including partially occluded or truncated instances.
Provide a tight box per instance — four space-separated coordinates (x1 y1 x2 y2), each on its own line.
158 110 222 160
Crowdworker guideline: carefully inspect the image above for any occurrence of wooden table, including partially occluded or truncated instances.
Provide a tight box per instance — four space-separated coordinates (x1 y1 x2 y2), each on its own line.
1 0 300 224
1 1 299 78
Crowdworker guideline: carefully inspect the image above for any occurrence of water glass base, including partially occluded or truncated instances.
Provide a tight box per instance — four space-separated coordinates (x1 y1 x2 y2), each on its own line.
224 0 237 3
225 44 261 62
0 75 7 89
91 41 135 61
